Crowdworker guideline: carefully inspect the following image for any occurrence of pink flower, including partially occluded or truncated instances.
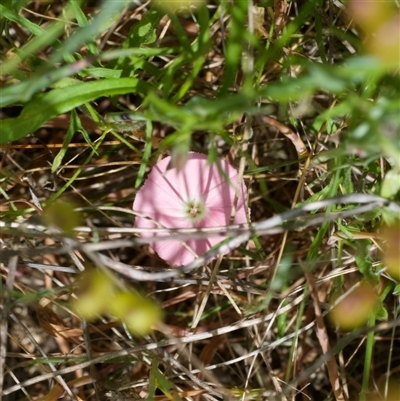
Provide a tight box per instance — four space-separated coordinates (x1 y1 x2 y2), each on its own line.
133 152 249 266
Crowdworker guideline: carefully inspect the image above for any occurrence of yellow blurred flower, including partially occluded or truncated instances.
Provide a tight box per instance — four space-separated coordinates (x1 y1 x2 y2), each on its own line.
348 0 400 69
329 283 379 331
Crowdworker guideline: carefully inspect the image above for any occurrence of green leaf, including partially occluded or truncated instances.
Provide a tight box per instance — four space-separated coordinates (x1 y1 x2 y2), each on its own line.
150 358 182 401
147 359 157 401
0 3 46 36
48 0 132 66
0 3 76 77
135 119 153 188
393 284 400 296
69 1 99 55
123 8 164 48
218 2 247 95
52 109 82 173
381 170 400 198
0 78 153 144
375 299 388 321
355 240 379 285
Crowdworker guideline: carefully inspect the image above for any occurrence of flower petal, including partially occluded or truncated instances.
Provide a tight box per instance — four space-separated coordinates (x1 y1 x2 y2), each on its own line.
133 152 249 266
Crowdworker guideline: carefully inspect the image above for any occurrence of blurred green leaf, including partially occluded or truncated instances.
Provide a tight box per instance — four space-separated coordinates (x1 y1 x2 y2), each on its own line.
43 199 81 236
0 2 76 77
381 170 400 199
0 78 152 144
109 291 163 336
0 3 46 36
72 270 116 320
393 285 400 296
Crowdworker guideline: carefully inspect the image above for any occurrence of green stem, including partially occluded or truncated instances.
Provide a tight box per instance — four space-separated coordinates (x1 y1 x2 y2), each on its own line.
360 313 376 401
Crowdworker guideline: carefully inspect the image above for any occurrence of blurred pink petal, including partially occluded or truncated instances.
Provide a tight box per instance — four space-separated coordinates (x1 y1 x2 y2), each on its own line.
133 152 249 266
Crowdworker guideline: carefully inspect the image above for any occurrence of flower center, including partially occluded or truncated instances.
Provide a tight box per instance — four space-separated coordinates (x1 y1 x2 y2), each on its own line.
184 199 206 222
189 206 199 217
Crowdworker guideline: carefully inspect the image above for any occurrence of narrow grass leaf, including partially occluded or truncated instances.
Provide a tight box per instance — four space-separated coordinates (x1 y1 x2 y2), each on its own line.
0 4 46 37
52 109 82 173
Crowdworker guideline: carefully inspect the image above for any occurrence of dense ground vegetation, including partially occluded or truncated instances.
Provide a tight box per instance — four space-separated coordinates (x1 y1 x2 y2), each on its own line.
1 1 399 400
